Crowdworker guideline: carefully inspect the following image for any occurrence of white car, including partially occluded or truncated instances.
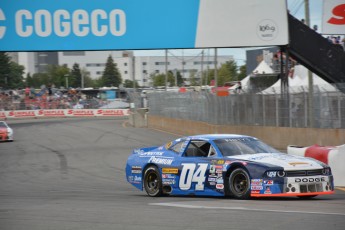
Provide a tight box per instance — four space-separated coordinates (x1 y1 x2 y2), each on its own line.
0 121 14 142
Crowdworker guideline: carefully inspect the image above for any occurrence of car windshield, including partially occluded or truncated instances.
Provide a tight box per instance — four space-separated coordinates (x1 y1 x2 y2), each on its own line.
214 138 279 157
0 122 7 128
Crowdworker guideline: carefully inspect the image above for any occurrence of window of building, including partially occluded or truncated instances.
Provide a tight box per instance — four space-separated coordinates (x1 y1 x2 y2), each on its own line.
155 62 170 65
142 62 147 65
62 51 85 56
155 70 160 73
124 63 128 66
124 71 128 74
143 70 147 73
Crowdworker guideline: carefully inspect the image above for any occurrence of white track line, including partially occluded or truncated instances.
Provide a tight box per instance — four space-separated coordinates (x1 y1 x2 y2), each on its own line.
149 202 345 216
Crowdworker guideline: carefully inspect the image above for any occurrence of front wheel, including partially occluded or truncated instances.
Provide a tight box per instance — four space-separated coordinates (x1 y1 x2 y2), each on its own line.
228 168 251 199
143 166 162 197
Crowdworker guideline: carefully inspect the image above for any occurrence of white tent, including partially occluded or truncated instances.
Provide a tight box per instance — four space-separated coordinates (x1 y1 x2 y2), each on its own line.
260 65 339 94
231 60 274 91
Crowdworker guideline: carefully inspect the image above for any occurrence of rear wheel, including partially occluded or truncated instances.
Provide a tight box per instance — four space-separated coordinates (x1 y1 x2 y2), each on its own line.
228 168 251 199
143 166 162 197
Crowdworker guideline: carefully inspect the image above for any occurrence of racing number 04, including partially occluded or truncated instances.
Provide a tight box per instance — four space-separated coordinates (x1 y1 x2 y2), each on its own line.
179 163 208 191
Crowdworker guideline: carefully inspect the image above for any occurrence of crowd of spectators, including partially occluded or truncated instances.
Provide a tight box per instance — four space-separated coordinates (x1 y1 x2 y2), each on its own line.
0 86 108 111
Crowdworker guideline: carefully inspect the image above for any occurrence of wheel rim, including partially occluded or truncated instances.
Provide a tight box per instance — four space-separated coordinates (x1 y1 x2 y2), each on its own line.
146 171 159 194
232 172 248 195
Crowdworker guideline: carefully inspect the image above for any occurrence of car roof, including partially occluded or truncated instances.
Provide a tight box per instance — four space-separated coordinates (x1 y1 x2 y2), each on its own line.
187 134 255 141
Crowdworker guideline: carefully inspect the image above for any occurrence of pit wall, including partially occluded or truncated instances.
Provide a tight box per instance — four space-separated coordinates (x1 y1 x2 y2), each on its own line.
148 115 345 150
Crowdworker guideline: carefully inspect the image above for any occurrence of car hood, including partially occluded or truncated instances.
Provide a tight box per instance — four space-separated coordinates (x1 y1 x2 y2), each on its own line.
0 127 8 133
228 153 324 170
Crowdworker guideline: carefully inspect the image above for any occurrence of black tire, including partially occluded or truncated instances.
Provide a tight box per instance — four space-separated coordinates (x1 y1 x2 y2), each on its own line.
297 195 317 199
228 168 251 199
143 166 162 197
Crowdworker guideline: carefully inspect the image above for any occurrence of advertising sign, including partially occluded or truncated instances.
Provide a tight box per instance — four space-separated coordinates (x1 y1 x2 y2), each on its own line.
0 0 288 51
322 0 345 34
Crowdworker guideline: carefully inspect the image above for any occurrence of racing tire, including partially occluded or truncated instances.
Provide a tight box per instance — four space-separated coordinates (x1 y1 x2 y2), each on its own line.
228 168 251 199
297 195 317 199
143 166 162 197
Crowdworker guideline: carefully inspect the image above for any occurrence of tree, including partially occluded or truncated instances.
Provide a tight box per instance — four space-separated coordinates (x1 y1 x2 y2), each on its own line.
70 63 82 88
46 65 70 88
0 52 11 89
188 70 199 86
123 79 139 88
8 62 25 89
237 64 247 81
151 73 175 87
102 55 122 87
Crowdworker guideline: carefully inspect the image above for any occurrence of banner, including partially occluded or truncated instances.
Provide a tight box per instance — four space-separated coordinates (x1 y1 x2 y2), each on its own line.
0 0 288 51
322 0 345 34
0 109 130 119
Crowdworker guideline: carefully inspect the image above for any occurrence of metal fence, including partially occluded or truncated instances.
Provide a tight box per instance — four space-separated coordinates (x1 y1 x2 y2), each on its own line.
145 84 345 129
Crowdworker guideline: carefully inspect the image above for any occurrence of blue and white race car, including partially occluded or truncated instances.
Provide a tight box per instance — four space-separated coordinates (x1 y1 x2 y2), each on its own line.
126 134 334 199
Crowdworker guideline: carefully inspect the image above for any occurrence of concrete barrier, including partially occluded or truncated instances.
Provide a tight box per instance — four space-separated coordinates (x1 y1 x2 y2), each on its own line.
288 145 345 186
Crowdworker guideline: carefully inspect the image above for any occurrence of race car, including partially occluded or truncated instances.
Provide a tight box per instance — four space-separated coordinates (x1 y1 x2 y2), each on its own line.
126 134 334 199
0 121 14 142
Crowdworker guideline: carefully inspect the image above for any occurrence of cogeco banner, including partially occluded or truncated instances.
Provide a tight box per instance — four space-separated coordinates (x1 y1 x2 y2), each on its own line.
0 0 288 51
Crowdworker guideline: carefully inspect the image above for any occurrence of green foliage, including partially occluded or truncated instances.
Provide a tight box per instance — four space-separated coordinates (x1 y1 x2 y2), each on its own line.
238 64 247 81
8 62 25 89
70 63 82 88
123 79 139 88
102 55 122 87
0 52 11 88
151 72 175 87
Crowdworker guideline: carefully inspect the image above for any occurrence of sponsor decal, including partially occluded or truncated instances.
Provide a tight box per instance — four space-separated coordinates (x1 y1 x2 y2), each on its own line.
251 186 263 190
267 171 277 178
294 177 326 183
288 162 309 167
162 179 175 185
208 177 216 182
209 164 216 174
217 160 224 164
209 182 216 186
131 166 142 174
264 180 274 185
162 174 176 179
216 184 224 189
264 186 272 194
38 110 65 116
68 109 95 116
256 19 278 41
0 111 6 118
216 178 224 184
139 152 164 156
96 109 126 116
8 110 35 117
148 156 173 165
215 165 223 169
162 168 178 174
251 190 260 194
165 142 172 149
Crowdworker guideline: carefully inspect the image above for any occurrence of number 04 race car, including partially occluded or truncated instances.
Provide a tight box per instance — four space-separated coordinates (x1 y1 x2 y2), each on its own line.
126 134 334 199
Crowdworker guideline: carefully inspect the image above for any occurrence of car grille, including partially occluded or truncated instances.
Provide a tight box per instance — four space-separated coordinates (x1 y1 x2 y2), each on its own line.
286 169 323 177
300 183 323 193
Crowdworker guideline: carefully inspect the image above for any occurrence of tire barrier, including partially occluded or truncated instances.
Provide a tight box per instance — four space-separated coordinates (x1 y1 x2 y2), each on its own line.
287 144 345 186
0 109 130 119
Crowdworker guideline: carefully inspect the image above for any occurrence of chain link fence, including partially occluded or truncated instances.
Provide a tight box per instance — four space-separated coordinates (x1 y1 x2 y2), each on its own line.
145 84 345 129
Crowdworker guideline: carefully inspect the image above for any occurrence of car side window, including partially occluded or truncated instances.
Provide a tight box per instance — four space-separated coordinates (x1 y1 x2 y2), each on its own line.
169 141 185 154
184 140 210 157
208 145 217 157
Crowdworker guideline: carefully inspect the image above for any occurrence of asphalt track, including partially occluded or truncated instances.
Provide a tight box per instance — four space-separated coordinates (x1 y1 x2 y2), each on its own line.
0 118 344 230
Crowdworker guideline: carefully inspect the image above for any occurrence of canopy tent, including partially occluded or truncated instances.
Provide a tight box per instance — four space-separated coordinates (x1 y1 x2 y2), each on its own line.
231 60 275 91
260 64 339 94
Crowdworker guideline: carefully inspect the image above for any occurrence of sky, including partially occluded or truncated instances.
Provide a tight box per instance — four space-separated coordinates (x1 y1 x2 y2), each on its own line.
134 0 323 66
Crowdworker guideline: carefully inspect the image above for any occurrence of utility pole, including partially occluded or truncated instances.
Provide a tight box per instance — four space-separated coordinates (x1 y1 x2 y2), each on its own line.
165 49 168 91
305 0 314 128
214 48 218 89
200 50 204 86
